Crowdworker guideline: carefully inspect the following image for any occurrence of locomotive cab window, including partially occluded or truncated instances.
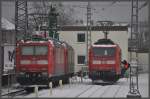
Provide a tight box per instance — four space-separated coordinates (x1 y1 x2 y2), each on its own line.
35 46 48 55
21 45 48 55
21 46 34 55
77 33 85 42
78 55 85 64
92 47 115 56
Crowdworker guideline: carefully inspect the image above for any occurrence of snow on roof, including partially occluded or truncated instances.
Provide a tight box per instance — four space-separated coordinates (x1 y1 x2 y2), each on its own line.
92 44 117 47
1 17 15 30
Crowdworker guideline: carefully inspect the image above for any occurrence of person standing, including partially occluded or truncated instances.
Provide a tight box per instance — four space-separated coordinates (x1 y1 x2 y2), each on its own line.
121 60 130 77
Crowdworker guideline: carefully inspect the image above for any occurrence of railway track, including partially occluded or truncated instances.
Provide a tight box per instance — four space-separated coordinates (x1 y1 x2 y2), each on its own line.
0 77 127 98
69 80 122 98
1 89 28 97
1 74 147 98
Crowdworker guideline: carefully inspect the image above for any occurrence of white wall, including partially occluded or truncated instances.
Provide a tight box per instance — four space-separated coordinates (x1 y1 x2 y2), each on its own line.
128 52 149 72
59 31 86 72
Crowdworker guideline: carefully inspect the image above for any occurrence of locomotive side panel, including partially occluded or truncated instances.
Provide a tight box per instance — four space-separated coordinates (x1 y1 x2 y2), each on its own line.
53 46 65 76
64 47 68 74
47 44 54 78
62 43 74 76
68 47 74 75
115 46 122 75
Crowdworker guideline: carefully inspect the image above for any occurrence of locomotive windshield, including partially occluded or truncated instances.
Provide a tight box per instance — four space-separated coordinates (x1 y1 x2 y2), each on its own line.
35 46 48 55
92 47 115 56
21 45 48 55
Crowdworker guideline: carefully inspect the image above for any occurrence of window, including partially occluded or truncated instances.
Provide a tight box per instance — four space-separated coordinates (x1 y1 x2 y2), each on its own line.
92 47 115 56
21 45 48 55
77 33 85 42
78 55 85 64
35 46 48 55
21 46 34 55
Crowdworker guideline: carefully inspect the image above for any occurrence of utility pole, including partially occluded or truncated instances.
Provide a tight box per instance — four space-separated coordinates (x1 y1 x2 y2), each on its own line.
0 0 2 97
127 0 141 97
15 0 28 41
14 1 28 96
149 0 150 82
86 1 92 75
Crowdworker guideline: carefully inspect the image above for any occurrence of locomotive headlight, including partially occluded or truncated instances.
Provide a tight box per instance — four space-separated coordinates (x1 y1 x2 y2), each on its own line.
37 60 48 64
93 60 101 64
107 60 115 64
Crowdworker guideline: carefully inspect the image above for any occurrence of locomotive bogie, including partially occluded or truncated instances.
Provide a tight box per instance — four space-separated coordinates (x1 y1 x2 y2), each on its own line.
89 70 119 82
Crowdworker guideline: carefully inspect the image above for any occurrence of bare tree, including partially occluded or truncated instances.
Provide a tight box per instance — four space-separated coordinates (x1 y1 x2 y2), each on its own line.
55 2 76 26
28 1 76 31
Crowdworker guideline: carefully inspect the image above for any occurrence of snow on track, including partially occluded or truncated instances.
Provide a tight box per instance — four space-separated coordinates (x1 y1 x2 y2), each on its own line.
9 73 148 98
90 85 110 97
78 85 102 97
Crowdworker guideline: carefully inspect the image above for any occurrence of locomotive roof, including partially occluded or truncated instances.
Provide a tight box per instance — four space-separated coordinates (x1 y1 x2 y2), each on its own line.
18 38 69 48
94 39 115 45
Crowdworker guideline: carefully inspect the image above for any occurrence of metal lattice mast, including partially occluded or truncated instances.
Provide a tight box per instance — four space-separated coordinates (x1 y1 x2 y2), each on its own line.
0 0 2 98
86 1 92 66
127 0 141 97
15 0 28 40
48 6 59 39
149 0 150 78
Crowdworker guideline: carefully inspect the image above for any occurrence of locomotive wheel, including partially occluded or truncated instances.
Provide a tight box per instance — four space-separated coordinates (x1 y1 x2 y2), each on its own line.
101 75 120 83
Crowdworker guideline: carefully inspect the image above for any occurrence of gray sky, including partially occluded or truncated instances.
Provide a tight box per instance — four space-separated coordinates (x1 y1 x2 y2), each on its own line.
1 1 148 25
2 1 15 23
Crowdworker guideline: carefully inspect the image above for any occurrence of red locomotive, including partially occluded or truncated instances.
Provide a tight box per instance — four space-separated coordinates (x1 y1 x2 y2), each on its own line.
88 39 122 82
16 37 74 86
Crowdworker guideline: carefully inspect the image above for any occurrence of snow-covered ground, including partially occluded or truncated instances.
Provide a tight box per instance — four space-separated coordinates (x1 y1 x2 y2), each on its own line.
138 73 149 97
2 73 149 98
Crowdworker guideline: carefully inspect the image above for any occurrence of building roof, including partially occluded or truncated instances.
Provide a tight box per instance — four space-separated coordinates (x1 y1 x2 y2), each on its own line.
40 25 128 31
2 25 128 33
59 26 128 31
